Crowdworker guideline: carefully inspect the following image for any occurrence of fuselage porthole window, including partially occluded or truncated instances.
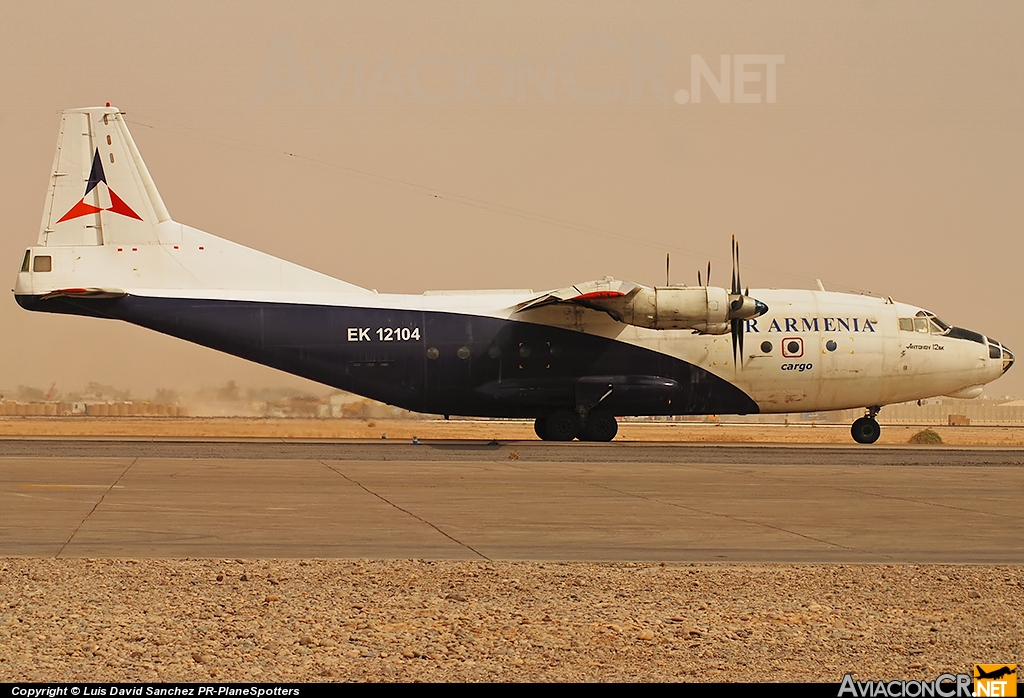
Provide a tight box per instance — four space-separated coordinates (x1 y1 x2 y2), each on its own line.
32 255 52 272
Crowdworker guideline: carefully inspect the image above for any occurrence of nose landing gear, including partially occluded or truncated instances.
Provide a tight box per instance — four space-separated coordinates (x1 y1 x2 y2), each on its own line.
851 406 882 444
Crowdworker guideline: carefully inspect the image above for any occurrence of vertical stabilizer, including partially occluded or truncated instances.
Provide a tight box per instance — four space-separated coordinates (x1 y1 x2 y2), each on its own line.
20 105 370 297
39 106 169 247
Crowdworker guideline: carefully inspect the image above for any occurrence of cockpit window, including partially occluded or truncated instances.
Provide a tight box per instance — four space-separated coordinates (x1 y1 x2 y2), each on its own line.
947 326 986 344
901 310 950 335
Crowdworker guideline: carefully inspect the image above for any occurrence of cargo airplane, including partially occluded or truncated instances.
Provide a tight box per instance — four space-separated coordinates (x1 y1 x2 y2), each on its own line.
13 106 1015 443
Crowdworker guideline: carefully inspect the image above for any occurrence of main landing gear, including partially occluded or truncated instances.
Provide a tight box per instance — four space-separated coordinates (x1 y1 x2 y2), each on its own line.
534 409 618 442
851 406 882 444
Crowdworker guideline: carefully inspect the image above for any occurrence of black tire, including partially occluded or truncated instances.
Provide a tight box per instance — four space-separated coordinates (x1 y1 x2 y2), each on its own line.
851 417 881 444
533 416 548 441
545 410 580 441
581 410 618 442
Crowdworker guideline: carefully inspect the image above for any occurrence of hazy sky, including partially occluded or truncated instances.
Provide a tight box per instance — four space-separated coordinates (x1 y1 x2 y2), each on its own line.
2 1 1023 398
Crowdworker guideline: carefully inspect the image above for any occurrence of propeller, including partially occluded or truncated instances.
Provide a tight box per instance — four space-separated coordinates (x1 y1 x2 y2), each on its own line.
728 236 768 367
731 236 743 365
697 261 710 287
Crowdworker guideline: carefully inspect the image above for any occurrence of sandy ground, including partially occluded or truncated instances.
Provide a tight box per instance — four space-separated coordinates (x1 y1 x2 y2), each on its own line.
1 560 1021 683
2 419 1021 683
2 417 1024 445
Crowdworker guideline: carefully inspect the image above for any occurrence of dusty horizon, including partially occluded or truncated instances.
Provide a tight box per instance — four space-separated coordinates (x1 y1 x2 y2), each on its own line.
3 2 1022 398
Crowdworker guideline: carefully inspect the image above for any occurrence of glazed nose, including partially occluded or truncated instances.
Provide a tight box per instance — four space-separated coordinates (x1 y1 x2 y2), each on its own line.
990 337 1015 374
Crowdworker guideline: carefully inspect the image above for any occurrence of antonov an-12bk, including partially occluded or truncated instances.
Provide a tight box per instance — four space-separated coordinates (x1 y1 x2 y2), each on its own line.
14 106 1015 443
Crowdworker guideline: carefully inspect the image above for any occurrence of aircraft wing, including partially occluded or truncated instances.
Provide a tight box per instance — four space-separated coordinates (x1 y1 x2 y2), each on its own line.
512 278 644 315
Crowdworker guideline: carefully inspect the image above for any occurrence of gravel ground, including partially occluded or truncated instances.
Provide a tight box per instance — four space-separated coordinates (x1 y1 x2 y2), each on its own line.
1 560 1021 682
3 417 1024 446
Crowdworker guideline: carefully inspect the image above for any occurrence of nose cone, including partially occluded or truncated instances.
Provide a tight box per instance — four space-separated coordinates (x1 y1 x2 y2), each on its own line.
1003 346 1015 374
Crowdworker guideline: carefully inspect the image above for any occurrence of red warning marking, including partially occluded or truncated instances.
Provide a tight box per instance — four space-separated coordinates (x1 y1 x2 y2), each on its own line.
575 291 625 300
56 200 103 223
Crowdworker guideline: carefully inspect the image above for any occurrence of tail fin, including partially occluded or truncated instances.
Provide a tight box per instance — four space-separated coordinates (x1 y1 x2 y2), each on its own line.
40 106 169 247
20 105 369 298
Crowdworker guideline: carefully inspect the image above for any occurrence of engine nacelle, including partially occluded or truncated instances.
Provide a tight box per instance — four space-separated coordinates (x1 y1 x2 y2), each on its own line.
514 279 767 334
594 286 768 333
620 287 731 331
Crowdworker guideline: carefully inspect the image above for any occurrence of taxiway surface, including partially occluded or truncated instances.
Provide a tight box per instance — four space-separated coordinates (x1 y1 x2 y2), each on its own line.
1 440 1021 562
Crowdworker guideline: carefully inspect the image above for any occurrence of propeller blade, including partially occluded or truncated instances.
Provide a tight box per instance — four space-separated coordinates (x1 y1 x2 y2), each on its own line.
730 237 747 366
730 249 737 295
666 253 670 286
731 317 747 368
707 262 711 288
731 319 741 367
734 239 742 295
697 270 702 287
737 318 744 364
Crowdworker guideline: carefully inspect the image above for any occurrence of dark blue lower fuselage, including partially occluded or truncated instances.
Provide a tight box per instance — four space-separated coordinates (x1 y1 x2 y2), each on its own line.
17 294 758 417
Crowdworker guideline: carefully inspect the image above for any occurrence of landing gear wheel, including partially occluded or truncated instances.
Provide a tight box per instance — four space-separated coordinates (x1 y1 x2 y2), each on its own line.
851 417 881 444
534 416 548 441
545 410 581 441
581 410 618 442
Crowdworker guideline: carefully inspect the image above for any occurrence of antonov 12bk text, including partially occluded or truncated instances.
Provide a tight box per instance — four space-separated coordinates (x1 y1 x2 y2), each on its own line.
14 107 1015 443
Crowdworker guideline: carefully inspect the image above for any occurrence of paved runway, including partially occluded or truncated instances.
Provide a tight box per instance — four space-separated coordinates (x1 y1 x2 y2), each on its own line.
1 440 1022 562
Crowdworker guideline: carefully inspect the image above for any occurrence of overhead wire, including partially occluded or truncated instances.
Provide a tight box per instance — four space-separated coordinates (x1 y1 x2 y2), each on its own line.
125 113 878 296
